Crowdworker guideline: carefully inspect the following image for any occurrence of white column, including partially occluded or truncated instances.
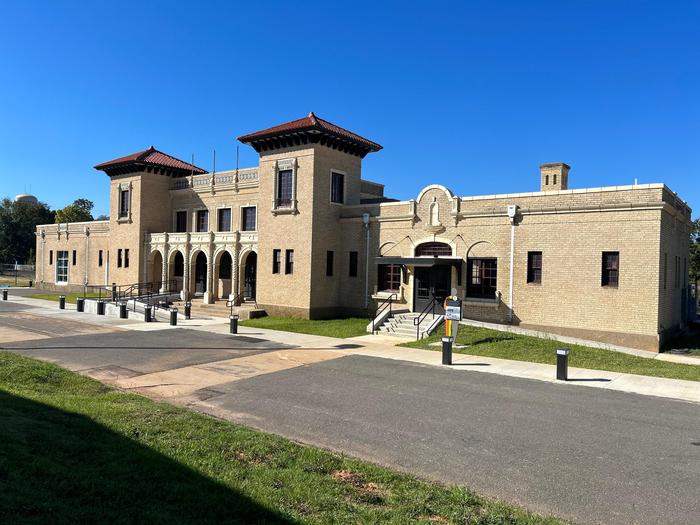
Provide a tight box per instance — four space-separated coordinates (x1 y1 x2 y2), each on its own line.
203 242 215 304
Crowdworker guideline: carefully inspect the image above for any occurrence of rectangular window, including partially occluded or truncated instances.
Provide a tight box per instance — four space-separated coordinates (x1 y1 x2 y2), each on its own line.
276 169 293 207
56 251 68 283
49 250 53 265
241 206 256 231
117 249 122 268
72 250 77 266
527 251 542 284
601 251 619 287
467 258 498 299
119 189 130 218
553 174 557 185
124 249 130 268
331 172 344 204
98 250 103 267
378 264 401 292
196 210 209 232
285 249 294 275
348 251 358 277
326 251 334 276
218 208 231 232
175 211 187 232
272 249 281 274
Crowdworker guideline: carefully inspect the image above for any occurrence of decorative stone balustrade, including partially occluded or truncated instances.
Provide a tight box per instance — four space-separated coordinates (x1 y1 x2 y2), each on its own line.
170 168 258 191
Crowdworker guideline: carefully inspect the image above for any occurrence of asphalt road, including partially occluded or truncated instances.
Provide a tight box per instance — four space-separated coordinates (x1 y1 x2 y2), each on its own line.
201 355 700 525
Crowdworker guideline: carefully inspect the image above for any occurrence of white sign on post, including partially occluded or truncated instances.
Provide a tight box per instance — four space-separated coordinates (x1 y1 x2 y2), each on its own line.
445 304 461 321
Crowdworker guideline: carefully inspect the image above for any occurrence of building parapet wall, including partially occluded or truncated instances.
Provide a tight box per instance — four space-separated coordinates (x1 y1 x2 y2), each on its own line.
36 220 110 237
170 167 259 191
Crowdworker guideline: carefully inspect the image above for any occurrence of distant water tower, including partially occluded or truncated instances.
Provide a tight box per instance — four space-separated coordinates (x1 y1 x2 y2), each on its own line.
14 194 38 204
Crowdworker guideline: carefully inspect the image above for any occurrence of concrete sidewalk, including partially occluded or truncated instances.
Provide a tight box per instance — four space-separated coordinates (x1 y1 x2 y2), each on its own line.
3 294 699 404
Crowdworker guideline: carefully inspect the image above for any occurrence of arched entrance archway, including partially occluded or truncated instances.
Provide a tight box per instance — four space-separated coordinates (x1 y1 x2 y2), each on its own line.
151 251 163 286
414 241 453 313
217 251 233 299
170 251 185 294
193 251 207 296
242 252 257 300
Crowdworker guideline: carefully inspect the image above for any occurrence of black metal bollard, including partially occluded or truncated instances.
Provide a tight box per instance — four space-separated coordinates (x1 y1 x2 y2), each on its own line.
144 306 152 323
169 308 178 326
184 301 191 319
230 314 239 334
76 297 85 312
556 348 570 381
96 300 105 315
112 283 117 302
2 289 7 300
59 295 66 310
28 280 33 288
119 302 127 319
442 336 453 365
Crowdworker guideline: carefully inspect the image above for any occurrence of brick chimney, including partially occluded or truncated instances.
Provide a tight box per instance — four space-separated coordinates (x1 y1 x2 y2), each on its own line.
540 163 570 191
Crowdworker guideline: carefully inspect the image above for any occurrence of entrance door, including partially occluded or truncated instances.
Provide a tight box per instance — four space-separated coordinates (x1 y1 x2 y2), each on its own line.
414 265 451 314
244 252 257 299
194 252 207 294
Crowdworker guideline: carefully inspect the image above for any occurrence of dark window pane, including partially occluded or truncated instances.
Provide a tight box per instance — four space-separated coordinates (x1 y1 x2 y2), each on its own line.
285 250 294 274
241 207 256 231
602 252 619 287
272 249 281 274
378 264 401 291
218 208 231 232
196 210 209 232
467 258 497 299
527 251 542 284
331 172 344 204
119 189 130 218
326 251 334 276
176 211 187 232
415 242 452 257
277 169 293 207
349 251 358 277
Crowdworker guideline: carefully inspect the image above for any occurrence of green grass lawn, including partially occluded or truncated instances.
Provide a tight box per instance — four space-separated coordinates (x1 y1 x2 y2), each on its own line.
0 276 32 287
241 316 369 339
401 324 700 382
29 292 105 304
0 352 561 524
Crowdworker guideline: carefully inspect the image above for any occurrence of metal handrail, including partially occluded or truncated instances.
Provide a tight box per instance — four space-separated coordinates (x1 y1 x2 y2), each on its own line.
82 284 110 300
226 291 257 316
116 279 178 302
414 296 439 340
370 292 398 334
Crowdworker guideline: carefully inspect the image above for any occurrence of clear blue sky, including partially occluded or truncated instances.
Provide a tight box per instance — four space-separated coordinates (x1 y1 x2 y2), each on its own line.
1 1 698 218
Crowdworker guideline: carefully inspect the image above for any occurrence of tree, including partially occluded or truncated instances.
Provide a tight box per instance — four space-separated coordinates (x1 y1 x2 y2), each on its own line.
0 198 55 264
95 214 109 221
690 218 700 298
54 198 94 224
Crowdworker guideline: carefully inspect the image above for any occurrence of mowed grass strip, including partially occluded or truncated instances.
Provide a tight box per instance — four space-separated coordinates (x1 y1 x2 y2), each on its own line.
30 292 104 304
401 325 700 382
0 352 562 525
241 316 369 339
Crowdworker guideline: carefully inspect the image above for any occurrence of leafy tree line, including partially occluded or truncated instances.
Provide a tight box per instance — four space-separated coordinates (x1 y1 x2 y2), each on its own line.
0 197 107 264
691 218 700 297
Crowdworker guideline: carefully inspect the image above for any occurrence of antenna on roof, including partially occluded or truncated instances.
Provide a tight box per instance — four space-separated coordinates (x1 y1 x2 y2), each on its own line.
236 145 239 172
191 154 194 178
213 149 216 175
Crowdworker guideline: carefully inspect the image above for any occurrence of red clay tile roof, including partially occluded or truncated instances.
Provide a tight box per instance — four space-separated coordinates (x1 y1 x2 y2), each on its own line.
94 146 207 175
238 112 382 157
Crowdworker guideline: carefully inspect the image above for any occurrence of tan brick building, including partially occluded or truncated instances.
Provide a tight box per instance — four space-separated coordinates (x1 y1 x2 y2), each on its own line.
35 113 694 351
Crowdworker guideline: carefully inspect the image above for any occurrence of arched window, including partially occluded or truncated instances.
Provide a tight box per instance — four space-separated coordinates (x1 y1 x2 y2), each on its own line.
415 242 451 257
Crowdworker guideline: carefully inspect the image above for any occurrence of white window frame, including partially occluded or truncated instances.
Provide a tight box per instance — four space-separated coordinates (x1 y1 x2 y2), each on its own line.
240 204 257 232
271 158 298 214
216 206 232 232
56 250 69 284
329 169 347 205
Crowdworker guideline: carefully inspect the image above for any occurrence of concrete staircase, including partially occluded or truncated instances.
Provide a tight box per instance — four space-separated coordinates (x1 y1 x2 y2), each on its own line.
376 312 444 340
172 299 265 320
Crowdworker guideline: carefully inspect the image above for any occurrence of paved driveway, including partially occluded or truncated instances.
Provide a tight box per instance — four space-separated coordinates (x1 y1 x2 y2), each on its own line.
198 355 700 525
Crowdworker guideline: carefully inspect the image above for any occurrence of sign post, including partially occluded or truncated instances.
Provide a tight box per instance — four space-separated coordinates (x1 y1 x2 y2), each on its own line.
442 295 462 365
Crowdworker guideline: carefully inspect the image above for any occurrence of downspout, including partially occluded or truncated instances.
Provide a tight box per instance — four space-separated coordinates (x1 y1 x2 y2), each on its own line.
507 205 518 323
363 213 370 309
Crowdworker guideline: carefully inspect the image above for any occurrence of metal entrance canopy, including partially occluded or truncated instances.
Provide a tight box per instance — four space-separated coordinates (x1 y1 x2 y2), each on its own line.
375 256 463 268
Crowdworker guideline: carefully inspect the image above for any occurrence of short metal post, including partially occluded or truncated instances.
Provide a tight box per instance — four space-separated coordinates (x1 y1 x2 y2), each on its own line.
170 308 178 326
28 279 33 288
112 282 117 302
96 300 105 315
184 301 191 319
76 297 84 312
2 289 7 301
119 302 127 319
59 295 66 310
556 348 570 381
442 336 453 365
144 305 152 323
230 314 239 334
